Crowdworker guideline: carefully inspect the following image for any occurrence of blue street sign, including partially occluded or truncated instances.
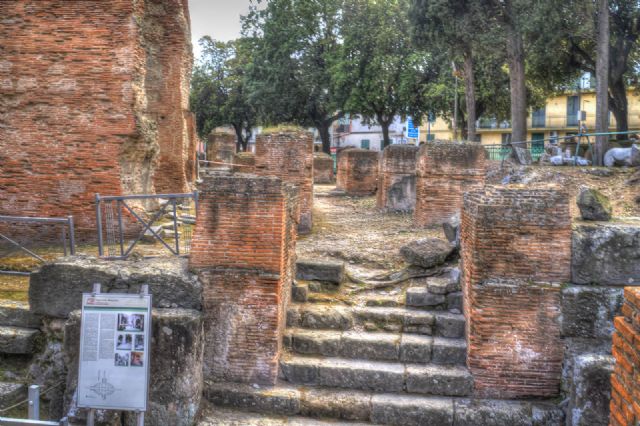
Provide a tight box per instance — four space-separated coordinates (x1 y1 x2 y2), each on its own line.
406 117 419 139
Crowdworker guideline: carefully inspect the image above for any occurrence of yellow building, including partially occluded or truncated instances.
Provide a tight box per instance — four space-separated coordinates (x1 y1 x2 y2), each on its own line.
420 89 640 146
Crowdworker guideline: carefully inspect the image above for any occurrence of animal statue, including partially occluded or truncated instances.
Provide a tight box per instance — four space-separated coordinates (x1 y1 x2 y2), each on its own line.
604 144 640 167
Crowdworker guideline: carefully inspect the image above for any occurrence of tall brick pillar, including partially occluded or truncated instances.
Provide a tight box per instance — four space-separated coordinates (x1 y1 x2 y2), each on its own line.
336 149 379 196
377 144 419 212
254 130 314 234
189 172 298 385
415 141 486 227
461 185 571 398
610 287 640 426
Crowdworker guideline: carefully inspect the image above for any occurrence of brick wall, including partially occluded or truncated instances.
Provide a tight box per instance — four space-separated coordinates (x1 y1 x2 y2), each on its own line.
610 287 640 426
461 185 571 398
206 132 237 167
336 149 379 196
415 142 486 227
189 172 298 385
0 0 195 237
254 130 314 234
233 152 256 173
313 153 334 184
377 145 418 212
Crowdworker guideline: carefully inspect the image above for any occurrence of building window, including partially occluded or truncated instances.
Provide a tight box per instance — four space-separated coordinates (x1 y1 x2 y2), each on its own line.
532 107 546 128
567 95 580 127
360 139 370 150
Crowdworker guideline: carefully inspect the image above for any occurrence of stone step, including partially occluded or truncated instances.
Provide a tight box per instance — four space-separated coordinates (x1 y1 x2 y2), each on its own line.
279 355 473 397
0 381 27 408
284 329 466 365
286 304 466 338
0 326 40 355
0 301 41 328
405 287 463 312
204 381 564 426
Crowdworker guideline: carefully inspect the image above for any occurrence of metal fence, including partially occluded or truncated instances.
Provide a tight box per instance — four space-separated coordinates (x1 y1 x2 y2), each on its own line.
0 215 75 276
0 384 68 425
95 192 198 260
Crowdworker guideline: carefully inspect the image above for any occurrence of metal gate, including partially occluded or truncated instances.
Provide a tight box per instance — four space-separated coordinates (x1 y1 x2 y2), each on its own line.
95 192 198 259
0 215 75 276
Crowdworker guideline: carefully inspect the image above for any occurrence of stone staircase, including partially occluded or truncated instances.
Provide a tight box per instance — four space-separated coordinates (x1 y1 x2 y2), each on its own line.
204 263 564 425
0 300 42 411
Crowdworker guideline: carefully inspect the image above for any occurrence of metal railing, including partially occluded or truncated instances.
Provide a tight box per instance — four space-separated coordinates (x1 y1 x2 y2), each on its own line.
0 384 68 425
0 215 75 276
95 192 198 260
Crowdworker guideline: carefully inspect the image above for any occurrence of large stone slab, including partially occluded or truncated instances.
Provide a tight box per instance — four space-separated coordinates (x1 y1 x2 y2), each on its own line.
0 326 40 354
0 300 41 328
572 223 640 285
30 256 201 318
295 260 345 284
400 238 454 269
566 354 614 426
561 286 623 339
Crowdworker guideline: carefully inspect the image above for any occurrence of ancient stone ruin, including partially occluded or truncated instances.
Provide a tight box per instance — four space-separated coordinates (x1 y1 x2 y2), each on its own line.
254 129 314 234
415 141 486 227
313 152 335 184
232 152 256 173
377 144 419 212
206 132 237 167
336 148 379 196
0 0 197 236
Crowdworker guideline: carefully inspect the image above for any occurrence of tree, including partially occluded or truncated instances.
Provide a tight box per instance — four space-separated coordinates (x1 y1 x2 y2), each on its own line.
595 0 610 166
410 0 486 142
338 0 437 148
242 0 347 154
190 37 256 151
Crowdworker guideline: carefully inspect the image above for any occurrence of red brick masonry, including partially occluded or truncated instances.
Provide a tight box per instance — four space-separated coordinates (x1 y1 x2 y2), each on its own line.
461 186 571 398
255 130 314 234
610 287 640 426
233 152 256 173
190 172 298 385
0 0 195 236
415 141 486 226
336 149 379 196
377 144 419 212
313 153 335 184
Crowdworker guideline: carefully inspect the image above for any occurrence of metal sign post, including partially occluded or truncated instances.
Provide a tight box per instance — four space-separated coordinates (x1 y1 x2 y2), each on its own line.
79 284 151 426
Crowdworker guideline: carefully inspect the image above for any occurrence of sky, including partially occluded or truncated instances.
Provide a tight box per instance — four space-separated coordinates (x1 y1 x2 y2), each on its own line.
188 0 256 59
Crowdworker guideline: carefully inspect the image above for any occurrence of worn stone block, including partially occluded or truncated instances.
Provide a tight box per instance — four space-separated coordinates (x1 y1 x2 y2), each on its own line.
295 260 345 284
377 145 418 212
0 300 41 328
0 326 40 354
336 149 379 196
400 238 454 269
29 256 201 318
567 354 614 426
572 223 640 285
370 394 454 426
313 153 334 184
561 286 623 339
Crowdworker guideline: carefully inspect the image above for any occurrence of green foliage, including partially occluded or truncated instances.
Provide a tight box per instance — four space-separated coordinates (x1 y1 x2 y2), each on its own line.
189 37 256 148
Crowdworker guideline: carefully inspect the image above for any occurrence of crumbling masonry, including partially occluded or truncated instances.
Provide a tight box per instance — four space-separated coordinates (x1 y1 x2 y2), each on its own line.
206 132 237 167
461 185 571 398
336 149 379 196
0 0 196 235
415 142 485 226
254 130 314 234
377 144 419 212
189 172 298 385
313 152 335 184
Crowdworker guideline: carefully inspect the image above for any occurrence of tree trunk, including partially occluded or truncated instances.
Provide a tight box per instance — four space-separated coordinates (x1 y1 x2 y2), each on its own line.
609 77 628 138
463 50 477 142
506 28 527 150
594 0 610 166
381 120 391 149
317 121 332 154
233 124 243 153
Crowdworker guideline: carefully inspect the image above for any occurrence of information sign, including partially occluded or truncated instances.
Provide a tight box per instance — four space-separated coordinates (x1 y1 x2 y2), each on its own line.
405 117 420 139
77 292 152 411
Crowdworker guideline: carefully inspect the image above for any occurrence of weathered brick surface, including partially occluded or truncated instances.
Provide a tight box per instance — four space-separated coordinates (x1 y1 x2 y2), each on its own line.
377 145 419 212
206 132 237 167
0 0 195 237
461 186 571 398
233 152 256 173
313 153 334 184
254 130 314 234
336 149 379 196
189 172 298 385
609 287 640 426
415 142 486 227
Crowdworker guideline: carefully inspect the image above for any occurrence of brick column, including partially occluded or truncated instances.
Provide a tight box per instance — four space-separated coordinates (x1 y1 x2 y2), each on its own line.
313 153 335 184
254 130 314 234
461 185 571 398
336 149 379 196
415 142 485 226
377 145 419 212
189 172 298 385
610 287 640 426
